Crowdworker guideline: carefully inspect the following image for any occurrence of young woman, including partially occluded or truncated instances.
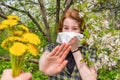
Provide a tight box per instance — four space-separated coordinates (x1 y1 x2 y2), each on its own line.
39 9 97 80
1 9 97 80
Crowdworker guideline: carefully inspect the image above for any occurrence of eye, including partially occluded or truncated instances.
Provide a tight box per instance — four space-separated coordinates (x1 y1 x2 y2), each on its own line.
63 26 69 30
73 28 78 30
64 27 68 30
72 27 79 30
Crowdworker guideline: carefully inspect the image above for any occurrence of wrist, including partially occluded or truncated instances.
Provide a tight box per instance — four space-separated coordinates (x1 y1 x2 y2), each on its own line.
71 48 79 53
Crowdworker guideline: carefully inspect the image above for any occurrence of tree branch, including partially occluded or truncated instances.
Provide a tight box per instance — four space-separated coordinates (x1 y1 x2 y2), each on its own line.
0 6 5 15
0 14 7 19
64 0 73 13
38 0 52 42
1 2 47 39
18 0 27 11
27 12 47 37
28 58 39 64
1 2 27 13
0 56 39 64
56 0 60 24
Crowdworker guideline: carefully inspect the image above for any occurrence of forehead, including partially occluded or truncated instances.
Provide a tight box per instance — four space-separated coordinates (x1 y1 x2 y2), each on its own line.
63 18 79 26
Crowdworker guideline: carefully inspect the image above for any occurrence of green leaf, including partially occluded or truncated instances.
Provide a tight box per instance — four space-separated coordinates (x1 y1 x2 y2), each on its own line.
83 30 90 38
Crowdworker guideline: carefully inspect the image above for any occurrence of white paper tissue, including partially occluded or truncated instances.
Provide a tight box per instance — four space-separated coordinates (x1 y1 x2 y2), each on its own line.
56 32 84 44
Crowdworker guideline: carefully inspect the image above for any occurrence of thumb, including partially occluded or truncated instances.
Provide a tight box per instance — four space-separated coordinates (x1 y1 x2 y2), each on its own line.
1 69 14 80
15 72 32 80
57 60 68 73
20 72 32 80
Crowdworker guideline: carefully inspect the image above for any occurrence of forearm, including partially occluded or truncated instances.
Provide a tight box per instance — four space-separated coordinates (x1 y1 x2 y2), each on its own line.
72 51 97 80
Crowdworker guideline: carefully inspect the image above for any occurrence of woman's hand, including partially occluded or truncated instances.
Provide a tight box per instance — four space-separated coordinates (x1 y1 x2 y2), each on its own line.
1 69 32 80
39 43 71 76
69 37 79 51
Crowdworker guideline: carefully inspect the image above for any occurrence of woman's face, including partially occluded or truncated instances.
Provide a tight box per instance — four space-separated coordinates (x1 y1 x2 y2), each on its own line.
62 18 81 33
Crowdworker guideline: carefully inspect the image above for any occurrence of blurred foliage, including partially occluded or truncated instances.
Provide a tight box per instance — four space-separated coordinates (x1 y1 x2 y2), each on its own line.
0 59 48 80
0 0 120 80
98 67 120 80
23 60 48 80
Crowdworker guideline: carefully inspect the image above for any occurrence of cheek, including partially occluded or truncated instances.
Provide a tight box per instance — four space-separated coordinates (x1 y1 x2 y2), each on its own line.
61 29 64 32
76 30 81 33
72 30 80 33
76 28 81 33
71 28 81 33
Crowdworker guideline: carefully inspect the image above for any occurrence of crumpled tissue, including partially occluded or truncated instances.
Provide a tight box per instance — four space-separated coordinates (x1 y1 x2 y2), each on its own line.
56 32 84 44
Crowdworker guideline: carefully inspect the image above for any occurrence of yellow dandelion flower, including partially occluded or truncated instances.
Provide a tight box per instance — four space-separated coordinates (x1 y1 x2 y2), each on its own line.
1 39 9 49
7 36 26 43
13 37 26 43
23 33 40 45
1 37 23 49
27 44 38 56
9 42 27 56
18 25 29 32
0 24 7 30
6 37 15 41
7 15 20 21
2 20 18 27
13 31 23 36
1 37 16 49
1 36 27 49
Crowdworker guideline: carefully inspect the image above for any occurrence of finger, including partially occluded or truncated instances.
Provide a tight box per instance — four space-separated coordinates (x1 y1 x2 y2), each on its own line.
61 45 71 59
16 72 32 80
3 69 12 74
69 37 76 41
48 45 60 56
69 37 78 43
56 60 68 73
58 43 70 57
69 39 74 46
1 69 13 80
54 43 66 56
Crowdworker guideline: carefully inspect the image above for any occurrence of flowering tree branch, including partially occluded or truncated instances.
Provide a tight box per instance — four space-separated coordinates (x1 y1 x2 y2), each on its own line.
0 6 6 15
38 0 52 42
54 0 73 28
64 0 73 13
56 0 60 24
0 2 49 41
1 2 26 13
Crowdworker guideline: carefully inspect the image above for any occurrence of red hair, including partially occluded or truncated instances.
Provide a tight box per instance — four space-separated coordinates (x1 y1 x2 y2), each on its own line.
58 9 86 33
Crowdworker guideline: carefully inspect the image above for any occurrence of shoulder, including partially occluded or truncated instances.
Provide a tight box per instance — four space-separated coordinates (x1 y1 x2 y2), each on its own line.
44 43 58 52
79 45 96 53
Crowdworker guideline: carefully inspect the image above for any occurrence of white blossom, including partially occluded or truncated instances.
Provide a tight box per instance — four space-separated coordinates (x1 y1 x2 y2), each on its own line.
79 12 85 18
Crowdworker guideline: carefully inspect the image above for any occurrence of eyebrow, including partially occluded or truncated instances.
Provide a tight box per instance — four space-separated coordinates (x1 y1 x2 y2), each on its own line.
63 25 78 27
73 26 79 27
63 25 68 26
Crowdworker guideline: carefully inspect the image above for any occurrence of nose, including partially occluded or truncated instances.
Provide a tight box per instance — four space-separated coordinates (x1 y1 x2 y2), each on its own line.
68 29 72 32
